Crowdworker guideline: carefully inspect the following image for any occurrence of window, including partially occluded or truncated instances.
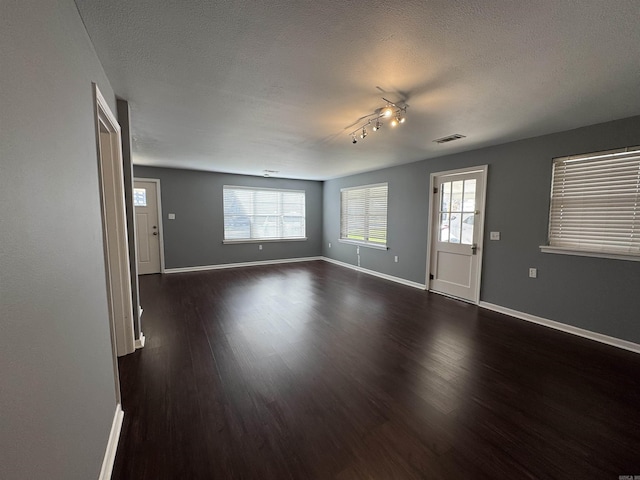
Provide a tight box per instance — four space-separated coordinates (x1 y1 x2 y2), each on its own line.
544 147 640 260
340 183 388 248
223 186 306 242
133 188 147 206
438 178 476 245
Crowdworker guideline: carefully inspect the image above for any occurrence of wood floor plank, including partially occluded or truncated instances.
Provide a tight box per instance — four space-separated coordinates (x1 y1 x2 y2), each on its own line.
112 261 640 479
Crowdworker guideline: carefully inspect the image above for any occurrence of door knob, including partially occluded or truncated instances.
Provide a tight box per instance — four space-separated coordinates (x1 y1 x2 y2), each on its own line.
471 243 478 254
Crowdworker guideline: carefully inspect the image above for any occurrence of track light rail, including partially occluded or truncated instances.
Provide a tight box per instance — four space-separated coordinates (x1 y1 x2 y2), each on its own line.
349 97 409 143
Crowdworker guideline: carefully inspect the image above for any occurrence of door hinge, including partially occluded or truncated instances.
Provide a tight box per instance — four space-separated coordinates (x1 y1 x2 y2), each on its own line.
433 187 438 194
429 274 434 280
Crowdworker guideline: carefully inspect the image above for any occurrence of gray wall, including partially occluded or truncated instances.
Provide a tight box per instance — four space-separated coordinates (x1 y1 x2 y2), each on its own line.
1 1 119 479
133 166 323 268
324 116 640 344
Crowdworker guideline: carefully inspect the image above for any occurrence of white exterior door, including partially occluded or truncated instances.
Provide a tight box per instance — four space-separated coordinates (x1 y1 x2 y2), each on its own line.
428 167 487 303
134 180 161 275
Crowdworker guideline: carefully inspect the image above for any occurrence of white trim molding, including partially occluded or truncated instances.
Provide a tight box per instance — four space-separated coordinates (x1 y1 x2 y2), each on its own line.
164 256 322 274
338 239 389 250
98 404 124 480
540 245 640 262
135 333 146 349
479 302 640 355
322 257 426 290
223 237 307 245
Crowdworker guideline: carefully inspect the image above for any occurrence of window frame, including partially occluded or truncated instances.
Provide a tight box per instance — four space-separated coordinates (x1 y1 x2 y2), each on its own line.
222 185 307 243
540 146 640 262
339 182 389 250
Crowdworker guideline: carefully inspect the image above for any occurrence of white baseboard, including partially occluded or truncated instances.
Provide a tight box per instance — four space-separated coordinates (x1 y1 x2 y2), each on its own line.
98 404 124 480
135 333 145 349
164 256 322 274
479 302 640 355
321 257 426 290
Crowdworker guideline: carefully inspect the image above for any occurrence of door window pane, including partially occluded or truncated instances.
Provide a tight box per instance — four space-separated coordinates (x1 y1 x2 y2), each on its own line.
461 213 474 245
440 182 451 214
449 214 461 243
134 188 147 206
439 213 450 242
462 179 476 212
439 178 477 244
451 181 464 212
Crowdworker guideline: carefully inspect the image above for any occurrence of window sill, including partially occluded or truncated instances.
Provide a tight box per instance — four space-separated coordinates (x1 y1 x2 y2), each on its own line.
223 238 307 245
339 239 388 251
540 246 640 262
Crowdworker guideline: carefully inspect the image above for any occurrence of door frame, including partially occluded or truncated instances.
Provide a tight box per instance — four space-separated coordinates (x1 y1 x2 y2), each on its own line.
133 177 166 273
93 84 136 360
425 165 488 304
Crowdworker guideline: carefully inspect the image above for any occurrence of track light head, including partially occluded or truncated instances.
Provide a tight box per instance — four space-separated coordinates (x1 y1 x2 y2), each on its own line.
360 127 367 139
381 105 394 118
390 116 399 127
352 134 357 144
373 120 382 131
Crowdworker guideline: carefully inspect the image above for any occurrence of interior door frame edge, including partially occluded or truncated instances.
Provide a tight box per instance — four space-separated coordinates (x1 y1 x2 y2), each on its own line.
133 177 166 273
93 83 136 365
425 164 488 304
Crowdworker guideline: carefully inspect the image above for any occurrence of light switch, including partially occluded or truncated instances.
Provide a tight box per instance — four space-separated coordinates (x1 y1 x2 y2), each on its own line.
490 231 500 240
168 213 176 220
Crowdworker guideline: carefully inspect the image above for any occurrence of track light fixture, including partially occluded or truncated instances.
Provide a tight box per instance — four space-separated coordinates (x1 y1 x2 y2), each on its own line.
349 97 408 144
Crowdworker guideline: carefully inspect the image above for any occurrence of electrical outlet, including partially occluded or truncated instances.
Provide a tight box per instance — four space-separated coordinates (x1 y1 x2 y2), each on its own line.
394 256 399 263
328 242 331 248
490 231 500 240
259 244 263 250
529 268 537 278
168 213 176 220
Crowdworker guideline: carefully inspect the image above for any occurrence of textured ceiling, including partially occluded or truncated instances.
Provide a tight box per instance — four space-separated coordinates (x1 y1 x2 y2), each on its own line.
75 0 640 180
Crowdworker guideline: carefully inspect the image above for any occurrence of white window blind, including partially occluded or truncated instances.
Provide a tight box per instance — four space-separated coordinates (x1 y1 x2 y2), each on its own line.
340 183 388 248
548 147 640 257
223 186 306 241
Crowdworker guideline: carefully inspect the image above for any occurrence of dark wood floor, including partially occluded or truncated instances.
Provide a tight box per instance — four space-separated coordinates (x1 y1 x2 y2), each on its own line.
113 261 640 479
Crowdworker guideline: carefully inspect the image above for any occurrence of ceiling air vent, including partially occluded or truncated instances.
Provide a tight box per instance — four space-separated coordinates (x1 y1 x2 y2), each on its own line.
433 134 466 144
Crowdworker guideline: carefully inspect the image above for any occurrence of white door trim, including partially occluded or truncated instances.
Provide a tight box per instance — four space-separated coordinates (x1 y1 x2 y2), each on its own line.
425 165 488 304
93 84 136 361
133 177 165 273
